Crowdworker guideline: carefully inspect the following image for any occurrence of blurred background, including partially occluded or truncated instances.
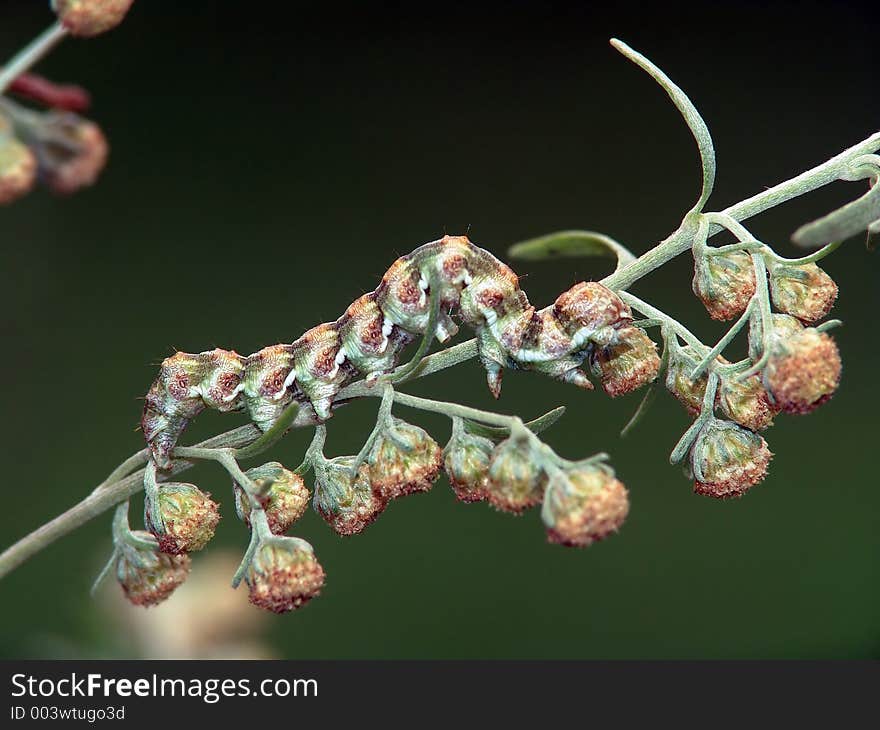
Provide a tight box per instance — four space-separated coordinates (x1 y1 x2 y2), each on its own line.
0 0 877 658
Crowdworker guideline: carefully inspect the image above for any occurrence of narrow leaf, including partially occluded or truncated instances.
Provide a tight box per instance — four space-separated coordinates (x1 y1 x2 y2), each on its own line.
464 406 565 440
507 230 636 272
792 179 880 248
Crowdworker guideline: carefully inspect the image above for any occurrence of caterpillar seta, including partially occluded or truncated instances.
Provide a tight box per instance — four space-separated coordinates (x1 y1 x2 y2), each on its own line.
142 235 644 469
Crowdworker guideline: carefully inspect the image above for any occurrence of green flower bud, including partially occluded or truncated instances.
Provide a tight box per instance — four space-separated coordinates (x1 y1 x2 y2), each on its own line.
665 346 712 416
688 419 772 499
768 262 838 324
764 328 841 414
749 313 804 362
115 534 191 607
234 462 309 535
52 0 134 37
443 429 494 503
145 482 220 554
542 467 629 547
0 135 36 205
718 373 778 432
692 250 756 321
590 325 660 397
368 417 442 500
245 539 325 614
314 456 387 536
486 437 547 514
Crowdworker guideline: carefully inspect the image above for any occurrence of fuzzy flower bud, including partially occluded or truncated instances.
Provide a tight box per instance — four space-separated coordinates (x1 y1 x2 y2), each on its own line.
590 325 660 397
0 135 36 204
486 437 547 514
313 456 386 536
145 482 220 554
115 535 190 607
692 250 756 321
688 419 772 499
52 0 134 37
368 417 442 500
542 467 629 547
234 462 309 535
27 112 108 194
768 262 838 324
718 373 779 432
764 328 841 414
443 429 494 503
665 346 712 416
245 539 325 614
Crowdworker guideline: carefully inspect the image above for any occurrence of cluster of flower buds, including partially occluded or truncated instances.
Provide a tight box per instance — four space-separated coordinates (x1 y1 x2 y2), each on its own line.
443 426 494 503
485 436 548 514
681 243 842 499
144 482 221 555
233 462 310 535
367 417 443 500
542 465 629 546
115 534 191 607
52 0 134 37
244 538 325 614
313 455 387 536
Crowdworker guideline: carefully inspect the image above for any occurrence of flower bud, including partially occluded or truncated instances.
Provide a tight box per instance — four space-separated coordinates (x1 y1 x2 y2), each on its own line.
28 112 108 194
718 373 779 432
750 313 804 362
590 325 660 397
768 262 838 324
443 430 494 503
665 346 712 416
368 417 442 500
245 539 325 613
764 328 841 414
692 250 756 321
542 467 629 547
52 0 134 37
688 419 772 498
115 535 190 607
0 135 36 204
234 462 309 535
486 437 546 514
313 456 386 536
145 482 220 554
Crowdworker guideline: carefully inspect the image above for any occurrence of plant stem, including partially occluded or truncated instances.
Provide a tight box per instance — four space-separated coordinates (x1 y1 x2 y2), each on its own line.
0 22 68 95
1 130 879 581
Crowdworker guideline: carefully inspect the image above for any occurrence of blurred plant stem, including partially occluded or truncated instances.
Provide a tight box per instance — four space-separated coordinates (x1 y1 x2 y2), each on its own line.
0 22 67 94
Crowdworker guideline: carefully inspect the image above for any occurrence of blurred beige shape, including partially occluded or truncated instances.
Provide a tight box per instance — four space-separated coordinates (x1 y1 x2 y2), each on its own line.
101 549 276 659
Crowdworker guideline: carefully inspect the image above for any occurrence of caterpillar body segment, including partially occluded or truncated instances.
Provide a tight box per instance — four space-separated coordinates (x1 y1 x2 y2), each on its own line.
142 235 636 469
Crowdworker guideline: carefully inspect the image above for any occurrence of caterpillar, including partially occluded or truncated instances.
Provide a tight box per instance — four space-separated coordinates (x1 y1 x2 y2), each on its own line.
142 235 635 469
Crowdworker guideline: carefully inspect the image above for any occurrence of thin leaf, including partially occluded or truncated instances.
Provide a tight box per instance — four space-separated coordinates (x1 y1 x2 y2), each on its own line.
507 230 636 272
792 179 880 248
610 38 716 214
464 406 565 440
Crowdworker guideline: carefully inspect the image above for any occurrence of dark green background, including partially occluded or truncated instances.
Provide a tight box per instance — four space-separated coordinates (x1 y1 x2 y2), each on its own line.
1 1 877 658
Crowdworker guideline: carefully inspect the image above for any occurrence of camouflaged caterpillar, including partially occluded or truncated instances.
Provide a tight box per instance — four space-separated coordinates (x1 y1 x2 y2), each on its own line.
142 235 638 469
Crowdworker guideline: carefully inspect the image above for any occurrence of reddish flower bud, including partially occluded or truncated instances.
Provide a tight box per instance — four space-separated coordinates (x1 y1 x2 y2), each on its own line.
542 467 629 547
764 328 841 414
486 437 547 514
115 534 190 607
590 325 660 397
28 112 108 194
688 419 772 499
313 456 386 536
443 429 494 503
692 250 756 321
768 262 838 324
0 135 36 204
245 539 325 614
145 482 220 554
718 373 779 432
234 462 309 535
368 417 442 500
52 0 134 37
